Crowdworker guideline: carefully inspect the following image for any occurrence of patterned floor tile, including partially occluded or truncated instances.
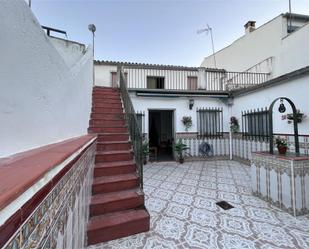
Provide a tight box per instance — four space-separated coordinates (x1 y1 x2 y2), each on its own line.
89 160 309 249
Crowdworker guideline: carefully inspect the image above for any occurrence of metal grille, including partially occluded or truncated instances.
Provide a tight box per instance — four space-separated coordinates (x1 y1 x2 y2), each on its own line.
242 108 269 141
197 107 223 138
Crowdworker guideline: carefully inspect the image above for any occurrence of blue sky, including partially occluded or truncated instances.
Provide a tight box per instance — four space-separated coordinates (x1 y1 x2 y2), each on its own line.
31 0 309 66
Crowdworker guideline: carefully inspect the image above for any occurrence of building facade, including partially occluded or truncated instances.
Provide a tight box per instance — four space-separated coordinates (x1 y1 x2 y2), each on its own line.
201 13 309 78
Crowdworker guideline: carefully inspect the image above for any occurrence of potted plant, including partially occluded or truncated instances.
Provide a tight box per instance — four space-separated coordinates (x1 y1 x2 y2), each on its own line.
281 110 307 124
175 139 189 163
182 116 192 131
230 116 239 133
142 140 149 164
275 136 288 155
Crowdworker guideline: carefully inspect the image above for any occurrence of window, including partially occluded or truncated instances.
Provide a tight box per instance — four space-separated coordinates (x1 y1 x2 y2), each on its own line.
111 72 128 87
187 76 198 90
197 108 223 138
242 108 269 141
147 76 164 89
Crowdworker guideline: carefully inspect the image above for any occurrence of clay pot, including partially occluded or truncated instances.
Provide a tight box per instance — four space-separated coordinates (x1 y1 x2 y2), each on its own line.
278 146 287 155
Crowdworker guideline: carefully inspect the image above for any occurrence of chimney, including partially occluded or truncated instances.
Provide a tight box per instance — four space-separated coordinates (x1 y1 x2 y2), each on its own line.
244 21 256 34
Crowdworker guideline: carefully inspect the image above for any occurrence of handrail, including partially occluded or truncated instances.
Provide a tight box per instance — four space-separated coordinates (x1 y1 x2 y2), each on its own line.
117 66 144 189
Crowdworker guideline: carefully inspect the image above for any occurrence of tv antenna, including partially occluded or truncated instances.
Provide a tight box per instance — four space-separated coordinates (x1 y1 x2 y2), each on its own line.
197 24 217 68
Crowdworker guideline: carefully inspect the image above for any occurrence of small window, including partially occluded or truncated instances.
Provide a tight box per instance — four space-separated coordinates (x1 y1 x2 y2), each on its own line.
197 108 223 138
187 76 198 90
147 76 164 89
242 108 269 141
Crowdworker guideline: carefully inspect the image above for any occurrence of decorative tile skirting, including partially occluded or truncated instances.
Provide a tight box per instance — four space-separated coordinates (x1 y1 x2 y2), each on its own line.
3 141 96 249
251 152 309 216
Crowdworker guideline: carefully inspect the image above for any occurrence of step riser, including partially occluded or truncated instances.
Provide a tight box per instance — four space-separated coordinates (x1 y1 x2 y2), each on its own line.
92 103 122 108
90 196 144 217
92 179 139 194
97 143 131 151
91 113 125 119
89 120 125 126
95 153 133 163
93 96 121 101
92 108 123 114
89 127 127 133
97 134 129 142
87 216 149 245
93 99 121 105
94 165 135 177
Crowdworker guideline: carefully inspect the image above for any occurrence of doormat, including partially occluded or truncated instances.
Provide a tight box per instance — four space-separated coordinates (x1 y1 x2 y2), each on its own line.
216 201 234 210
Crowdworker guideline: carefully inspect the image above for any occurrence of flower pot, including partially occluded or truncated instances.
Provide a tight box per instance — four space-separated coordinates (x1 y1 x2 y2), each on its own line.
179 158 184 164
278 146 287 155
143 158 147 165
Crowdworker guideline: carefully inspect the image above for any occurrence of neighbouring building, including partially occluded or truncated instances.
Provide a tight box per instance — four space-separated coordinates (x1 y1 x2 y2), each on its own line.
201 13 309 78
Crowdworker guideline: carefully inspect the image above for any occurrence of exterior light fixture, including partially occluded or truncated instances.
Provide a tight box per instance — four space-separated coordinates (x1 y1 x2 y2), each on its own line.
88 24 96 86
278 98 286 113
189 99 194 110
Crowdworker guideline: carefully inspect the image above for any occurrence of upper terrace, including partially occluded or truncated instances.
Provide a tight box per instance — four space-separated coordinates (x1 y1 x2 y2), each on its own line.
95 60 270 93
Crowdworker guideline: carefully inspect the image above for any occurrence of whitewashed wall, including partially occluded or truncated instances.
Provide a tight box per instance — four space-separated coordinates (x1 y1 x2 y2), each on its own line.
0 0 93 157
201 15 309 78
130 94 229 133
95 64 117 87
49 37 86 68
232 74 309 135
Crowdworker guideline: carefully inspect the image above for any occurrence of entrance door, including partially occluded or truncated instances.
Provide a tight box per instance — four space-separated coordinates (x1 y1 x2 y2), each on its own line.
149 110 174 161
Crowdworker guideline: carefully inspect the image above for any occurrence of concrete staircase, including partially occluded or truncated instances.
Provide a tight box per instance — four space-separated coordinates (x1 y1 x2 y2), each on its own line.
87 86 150 246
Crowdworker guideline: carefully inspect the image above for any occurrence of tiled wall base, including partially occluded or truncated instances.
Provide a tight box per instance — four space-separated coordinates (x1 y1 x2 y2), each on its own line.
3 142 96 249
251 152 309 216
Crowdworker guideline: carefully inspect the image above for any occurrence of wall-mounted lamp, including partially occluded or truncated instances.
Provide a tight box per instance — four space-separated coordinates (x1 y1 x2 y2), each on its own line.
278 98 286 113
189 99 194 110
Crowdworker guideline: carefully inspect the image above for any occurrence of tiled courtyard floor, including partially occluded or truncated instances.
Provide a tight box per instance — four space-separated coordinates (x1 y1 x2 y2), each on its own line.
88 160 309 249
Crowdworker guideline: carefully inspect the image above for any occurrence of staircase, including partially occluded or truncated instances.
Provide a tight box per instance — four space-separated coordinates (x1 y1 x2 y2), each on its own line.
87 86 150 246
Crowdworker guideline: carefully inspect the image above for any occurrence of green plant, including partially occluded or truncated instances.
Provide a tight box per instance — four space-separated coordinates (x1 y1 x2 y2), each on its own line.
174 139 190 162
230 116 239 133
142 140 150 157
275 136 288 148
182 116 192 131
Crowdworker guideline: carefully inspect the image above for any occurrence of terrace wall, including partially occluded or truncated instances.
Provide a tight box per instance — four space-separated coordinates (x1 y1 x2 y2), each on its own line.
0 0 93 157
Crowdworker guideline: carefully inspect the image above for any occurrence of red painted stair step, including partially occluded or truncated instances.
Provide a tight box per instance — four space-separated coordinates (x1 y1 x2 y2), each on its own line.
97 133 129 142
89 126 127 133
91 113 124 119
92 173 139 194
87 209 150 245
94 160 136 177
90 189 144 216
97 141 131 151
89 119 125 126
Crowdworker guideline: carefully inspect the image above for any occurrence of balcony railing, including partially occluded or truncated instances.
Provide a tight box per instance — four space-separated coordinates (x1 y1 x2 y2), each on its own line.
123 67 270 91
118 66 144 189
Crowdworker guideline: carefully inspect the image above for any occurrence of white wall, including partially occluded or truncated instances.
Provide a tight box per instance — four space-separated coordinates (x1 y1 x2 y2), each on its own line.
49 36 86 68
0 0 93 157
201 15 283 76
279 23 309 75
130 94 229 133
201 15 309 78
95 64 117 87
232 74 309 135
